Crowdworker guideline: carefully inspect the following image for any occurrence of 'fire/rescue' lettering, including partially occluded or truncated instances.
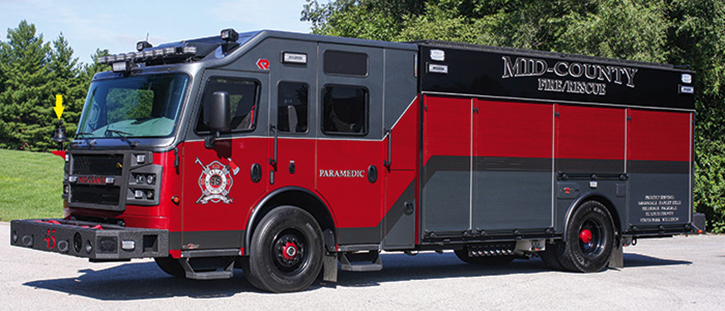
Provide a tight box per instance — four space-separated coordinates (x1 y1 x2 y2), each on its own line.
319 170 366 178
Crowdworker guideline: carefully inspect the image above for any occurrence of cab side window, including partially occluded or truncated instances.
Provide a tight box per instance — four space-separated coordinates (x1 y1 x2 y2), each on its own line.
196 77 259 133
277 82 309 133
321 85 368 135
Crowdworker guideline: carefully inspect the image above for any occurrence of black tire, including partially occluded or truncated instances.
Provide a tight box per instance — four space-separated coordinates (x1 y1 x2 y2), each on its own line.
558 200 615 272
244 206 324 293
454 249 515 265
538 241 566 271
154 256 185 278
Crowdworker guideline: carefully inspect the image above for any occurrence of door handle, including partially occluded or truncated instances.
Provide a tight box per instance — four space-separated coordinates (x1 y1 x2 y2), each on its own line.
269 124 278 171
384 128 391 170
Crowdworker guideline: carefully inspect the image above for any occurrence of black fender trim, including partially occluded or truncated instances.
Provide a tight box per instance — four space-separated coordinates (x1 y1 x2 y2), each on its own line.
561 192 619 243
244 186 336 252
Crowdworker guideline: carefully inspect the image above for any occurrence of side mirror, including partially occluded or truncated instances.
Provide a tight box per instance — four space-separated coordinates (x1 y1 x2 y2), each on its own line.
203 91 230 148
204 91 231 132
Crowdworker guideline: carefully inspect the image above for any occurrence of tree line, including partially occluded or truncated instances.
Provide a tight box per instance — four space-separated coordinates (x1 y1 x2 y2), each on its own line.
0 20 108 151
302 0 725 231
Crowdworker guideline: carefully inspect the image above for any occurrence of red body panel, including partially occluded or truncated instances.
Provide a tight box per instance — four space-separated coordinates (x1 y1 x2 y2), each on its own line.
389 99 419 171
556 105 626 161
423 96 471 165
181 138 268 233
627 109 692 162
316 139 383 229
475 99 552 159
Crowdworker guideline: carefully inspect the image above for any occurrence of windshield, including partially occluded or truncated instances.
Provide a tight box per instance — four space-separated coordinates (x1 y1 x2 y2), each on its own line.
77 73 189 138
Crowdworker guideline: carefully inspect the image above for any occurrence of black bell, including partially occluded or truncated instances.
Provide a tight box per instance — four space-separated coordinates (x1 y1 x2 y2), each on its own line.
51 120 70 150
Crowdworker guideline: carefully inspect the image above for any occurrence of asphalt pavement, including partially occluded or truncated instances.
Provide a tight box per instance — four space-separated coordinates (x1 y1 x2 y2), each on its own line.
1 222 724 310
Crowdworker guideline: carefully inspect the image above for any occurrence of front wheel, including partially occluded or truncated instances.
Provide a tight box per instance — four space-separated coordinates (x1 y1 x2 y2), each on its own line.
558 200 615 272
244 206 324 293
154 256 185 278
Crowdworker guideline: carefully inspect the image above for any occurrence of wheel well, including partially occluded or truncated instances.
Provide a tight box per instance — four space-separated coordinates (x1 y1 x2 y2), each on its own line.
564 195 622 242
246 189 335 250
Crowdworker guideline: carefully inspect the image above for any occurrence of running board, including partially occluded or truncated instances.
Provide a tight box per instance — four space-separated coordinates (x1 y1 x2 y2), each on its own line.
179 258 234 280
340 250 383 272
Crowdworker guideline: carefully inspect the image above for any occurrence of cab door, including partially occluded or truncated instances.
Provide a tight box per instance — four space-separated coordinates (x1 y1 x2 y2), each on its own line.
180 70 268 251
267 40 317 190
315 43 385 245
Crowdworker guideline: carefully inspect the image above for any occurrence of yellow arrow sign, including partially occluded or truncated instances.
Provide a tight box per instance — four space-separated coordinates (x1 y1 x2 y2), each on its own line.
54 94 64 119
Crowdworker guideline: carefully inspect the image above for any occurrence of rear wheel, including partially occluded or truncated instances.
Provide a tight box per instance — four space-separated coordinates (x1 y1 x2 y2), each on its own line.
538 241 566 271
244 206 324 293
454 249 515 265
558 200 615 272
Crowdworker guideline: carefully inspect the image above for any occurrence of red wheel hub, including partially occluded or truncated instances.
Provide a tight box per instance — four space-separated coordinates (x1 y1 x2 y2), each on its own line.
282 242 298 261
579 229 593 244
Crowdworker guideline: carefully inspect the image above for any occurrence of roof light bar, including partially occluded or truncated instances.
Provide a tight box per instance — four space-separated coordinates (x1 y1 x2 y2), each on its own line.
97 44 201 66
183 46 197 54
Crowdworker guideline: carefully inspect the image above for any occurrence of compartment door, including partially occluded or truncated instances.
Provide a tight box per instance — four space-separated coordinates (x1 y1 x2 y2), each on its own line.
421 96 472 235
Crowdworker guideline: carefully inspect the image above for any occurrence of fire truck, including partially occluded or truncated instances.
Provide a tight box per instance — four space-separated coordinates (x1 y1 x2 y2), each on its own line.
11 29 697 292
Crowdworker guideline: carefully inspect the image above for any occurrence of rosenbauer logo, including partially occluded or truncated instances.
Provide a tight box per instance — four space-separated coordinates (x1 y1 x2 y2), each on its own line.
319 169 366 178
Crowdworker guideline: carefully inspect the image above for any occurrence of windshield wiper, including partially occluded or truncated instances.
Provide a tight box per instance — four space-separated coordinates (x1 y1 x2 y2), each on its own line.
74 132 97 147
105 129 139 147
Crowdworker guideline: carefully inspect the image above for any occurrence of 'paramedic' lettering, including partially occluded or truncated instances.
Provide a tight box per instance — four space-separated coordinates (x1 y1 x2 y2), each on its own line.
319 170 366 178
501 56 638 93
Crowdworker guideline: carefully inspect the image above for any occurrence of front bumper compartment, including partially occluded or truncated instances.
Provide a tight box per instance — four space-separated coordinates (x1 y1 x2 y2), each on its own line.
10 219 168 260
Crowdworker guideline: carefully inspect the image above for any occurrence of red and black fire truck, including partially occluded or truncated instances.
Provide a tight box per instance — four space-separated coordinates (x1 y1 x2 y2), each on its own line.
11 29 697 292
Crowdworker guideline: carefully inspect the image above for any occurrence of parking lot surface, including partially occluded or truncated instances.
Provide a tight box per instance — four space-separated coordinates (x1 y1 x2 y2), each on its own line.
1 222 723 310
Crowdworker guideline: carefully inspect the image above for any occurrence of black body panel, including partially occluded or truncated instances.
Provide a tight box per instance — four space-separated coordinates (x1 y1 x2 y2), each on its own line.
417 42 695 111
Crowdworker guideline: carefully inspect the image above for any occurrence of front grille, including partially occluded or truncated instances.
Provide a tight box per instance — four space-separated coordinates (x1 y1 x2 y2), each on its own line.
73 154 124 176
71 184 121 205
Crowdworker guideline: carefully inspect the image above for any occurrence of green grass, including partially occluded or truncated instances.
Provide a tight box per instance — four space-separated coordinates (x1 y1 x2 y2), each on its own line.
0 149 65 221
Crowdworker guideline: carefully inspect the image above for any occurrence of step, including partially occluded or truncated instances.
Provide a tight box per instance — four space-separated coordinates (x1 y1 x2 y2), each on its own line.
179 258 234 280
340 251 383 272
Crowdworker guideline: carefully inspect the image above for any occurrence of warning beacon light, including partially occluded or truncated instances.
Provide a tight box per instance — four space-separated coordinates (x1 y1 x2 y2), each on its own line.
220 28 239 42
221 28 240 54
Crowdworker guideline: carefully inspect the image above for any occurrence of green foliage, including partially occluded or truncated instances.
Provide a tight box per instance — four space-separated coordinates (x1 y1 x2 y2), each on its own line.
0 20 53 151
106 88 154 123
303 0 427 41
305 0 725 232
0 149 64 221
0 21 108 151
553 0 669 63
695 139 725 233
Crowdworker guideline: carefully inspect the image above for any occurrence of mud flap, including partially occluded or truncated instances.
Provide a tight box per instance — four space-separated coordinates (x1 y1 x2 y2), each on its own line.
608 237 624 269
323 252 338 282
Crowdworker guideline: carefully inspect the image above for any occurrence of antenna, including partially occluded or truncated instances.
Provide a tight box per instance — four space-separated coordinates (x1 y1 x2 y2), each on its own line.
146 33 149 42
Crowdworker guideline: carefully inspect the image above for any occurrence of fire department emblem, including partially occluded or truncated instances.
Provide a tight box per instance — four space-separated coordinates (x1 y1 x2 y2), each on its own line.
195 157 240 204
